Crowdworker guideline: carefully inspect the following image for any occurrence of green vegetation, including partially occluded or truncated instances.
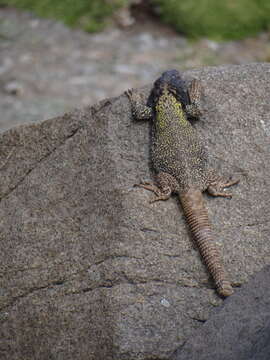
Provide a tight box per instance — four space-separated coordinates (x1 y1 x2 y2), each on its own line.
151 0 270 40
0 0 269 39
0 0 128 32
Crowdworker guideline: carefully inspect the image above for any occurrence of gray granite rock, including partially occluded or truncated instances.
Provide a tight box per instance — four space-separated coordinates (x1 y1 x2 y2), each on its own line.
171 266 270 360
0 63 270 359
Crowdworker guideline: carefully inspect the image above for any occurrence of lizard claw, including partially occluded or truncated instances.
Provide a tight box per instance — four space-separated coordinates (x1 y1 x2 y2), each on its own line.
223 178 240 187
217 192 233 198
125 88 134 99
133 180 152 188
134 182 160 194
149 193 171 203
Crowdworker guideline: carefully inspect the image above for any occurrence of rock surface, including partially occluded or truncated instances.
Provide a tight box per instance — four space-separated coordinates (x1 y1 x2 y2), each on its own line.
0 63 270 359
172 266 270 360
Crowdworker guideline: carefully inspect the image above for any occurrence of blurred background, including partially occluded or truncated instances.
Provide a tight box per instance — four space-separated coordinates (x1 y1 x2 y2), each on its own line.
0 0 269 131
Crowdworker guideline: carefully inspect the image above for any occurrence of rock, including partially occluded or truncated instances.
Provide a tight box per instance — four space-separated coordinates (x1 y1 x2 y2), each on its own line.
171 266 270 360
0 63 270 359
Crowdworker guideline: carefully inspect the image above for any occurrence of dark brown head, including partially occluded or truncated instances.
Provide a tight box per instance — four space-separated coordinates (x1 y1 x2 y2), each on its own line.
148 69 190 108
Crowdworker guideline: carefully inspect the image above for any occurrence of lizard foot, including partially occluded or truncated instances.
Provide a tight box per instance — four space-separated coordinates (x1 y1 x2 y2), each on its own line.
207 176 240 198
134 182 172 202
150 186 172 203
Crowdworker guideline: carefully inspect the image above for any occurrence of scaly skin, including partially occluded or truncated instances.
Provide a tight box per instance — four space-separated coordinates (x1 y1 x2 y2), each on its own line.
126 70 239 297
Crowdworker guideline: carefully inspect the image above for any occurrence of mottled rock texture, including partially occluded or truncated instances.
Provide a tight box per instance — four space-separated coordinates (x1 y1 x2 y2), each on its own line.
0 63 270 359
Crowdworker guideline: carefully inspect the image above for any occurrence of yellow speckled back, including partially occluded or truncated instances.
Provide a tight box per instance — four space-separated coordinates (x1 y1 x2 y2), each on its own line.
152 89 208 191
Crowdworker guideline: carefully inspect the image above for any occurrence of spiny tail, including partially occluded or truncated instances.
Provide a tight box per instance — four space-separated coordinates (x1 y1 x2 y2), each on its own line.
179 189 233 297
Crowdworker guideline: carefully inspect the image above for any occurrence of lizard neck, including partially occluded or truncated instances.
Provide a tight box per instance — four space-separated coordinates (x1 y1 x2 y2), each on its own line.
155 92 188 131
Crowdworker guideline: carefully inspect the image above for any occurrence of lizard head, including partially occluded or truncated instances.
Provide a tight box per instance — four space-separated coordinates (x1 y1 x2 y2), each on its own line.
148 69 189 108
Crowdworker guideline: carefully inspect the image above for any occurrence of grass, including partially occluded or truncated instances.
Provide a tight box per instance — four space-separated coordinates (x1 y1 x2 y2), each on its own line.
151 0 270 40
0 0 269 39
0 0 128 32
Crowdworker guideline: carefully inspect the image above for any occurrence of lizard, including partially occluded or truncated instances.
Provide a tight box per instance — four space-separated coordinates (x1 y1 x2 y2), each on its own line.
125 69 239 297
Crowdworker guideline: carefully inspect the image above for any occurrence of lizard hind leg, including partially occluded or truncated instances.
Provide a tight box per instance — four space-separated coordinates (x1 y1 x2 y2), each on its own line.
134 172 179 203
207 172 240 198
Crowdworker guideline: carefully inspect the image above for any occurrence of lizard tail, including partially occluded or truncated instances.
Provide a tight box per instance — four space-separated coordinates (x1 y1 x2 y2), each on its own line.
179 189 233 297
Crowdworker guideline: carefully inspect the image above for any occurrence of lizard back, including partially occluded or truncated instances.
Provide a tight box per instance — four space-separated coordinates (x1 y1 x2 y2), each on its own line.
150 71 208 192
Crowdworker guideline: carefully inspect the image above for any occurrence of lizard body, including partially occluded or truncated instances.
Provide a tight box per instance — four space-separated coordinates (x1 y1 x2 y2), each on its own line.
126 70 239 297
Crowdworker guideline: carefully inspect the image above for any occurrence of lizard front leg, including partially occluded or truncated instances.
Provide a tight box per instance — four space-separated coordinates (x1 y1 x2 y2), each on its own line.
185 79 203 118
125 89 153 120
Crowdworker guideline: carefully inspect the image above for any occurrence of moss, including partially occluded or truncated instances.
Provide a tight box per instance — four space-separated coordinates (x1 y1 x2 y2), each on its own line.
151 0 270 40
0 0 128 32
